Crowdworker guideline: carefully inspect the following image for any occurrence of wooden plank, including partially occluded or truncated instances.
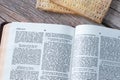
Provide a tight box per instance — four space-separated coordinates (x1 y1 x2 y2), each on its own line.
103 8 120 29
110 0 120 12
103 0 120 29
0 0 98 26
0 17 5 24
0 0 120 29
0 5 30 22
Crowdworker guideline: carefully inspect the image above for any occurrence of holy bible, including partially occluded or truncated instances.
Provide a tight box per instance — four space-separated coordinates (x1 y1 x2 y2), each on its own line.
0 22 120 80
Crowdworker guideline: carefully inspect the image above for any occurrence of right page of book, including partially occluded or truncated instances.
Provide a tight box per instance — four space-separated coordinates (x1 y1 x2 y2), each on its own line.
71 25 120 80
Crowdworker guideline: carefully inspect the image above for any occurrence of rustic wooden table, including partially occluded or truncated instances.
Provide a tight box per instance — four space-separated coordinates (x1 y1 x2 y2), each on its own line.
0 0 120 40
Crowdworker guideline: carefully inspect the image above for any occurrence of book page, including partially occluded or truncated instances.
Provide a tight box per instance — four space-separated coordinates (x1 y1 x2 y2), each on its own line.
71 25 120 80
0 22 75 80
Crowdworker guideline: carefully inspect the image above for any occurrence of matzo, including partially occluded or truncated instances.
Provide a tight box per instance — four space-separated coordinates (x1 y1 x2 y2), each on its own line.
36 0 74 14
52 0 112 23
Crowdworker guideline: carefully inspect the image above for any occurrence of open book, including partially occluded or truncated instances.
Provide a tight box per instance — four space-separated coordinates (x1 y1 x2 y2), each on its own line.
0 22 120 80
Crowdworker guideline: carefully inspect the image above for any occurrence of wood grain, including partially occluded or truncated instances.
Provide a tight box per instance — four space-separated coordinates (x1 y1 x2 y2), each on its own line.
103 0 120 29
0 0 120 28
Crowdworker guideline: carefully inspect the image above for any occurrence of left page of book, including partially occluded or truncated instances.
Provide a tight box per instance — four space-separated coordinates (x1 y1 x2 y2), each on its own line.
0 22 75 80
